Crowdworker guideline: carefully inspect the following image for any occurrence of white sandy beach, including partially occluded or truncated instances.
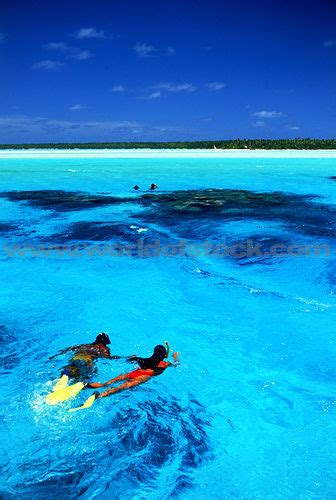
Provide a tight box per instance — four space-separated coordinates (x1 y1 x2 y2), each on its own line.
0 149 336 159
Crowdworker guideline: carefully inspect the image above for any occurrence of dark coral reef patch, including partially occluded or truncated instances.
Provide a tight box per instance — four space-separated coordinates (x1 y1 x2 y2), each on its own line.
137 188 336 239
0 190 135 212
0 223 19 234
43 221 173 247
2 188 335 242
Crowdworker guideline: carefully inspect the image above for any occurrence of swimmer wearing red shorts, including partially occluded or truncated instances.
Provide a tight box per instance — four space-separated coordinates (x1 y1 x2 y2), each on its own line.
87 343 179 399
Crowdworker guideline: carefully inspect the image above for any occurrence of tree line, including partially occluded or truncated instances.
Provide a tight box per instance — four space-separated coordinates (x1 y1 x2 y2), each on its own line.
0 139 335 150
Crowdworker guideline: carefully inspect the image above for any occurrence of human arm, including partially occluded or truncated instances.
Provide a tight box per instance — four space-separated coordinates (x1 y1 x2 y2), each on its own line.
167 352 179 367
125 355 141 363
106 354 137 360
48 344 82 360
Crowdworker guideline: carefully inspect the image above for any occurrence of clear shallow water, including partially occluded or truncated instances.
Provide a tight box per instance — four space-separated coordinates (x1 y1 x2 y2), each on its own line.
0 156 336 499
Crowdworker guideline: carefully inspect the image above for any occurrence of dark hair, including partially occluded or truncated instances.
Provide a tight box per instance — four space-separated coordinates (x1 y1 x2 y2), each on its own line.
136 344 168 370
153 344 167 359
95 332 111 345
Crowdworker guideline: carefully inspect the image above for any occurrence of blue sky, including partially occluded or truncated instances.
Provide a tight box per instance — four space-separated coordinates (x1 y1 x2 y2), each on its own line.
1 0 335 143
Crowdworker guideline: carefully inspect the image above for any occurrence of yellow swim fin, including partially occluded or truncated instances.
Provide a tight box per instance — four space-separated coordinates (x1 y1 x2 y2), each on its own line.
53 374 69 392
68 393 97 413
46 381 85 405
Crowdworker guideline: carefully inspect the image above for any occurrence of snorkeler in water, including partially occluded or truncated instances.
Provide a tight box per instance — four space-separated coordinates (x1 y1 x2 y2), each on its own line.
49 332 120 383
68 342 179 412
46 332 130 405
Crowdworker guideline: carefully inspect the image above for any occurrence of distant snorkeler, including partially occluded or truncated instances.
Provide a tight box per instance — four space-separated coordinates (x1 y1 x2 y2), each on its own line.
69 342 179 412
150 183 158 190
133 185 140 190
46 333 127 405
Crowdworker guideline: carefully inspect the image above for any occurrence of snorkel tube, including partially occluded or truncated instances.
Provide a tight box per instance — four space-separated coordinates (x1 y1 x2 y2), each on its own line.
164 340 170 358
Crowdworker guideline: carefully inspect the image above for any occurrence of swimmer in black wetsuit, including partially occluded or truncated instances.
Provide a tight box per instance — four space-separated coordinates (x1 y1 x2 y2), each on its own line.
87 343 179 399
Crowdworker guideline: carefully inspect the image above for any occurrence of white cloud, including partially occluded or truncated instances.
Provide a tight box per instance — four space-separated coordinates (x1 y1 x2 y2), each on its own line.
69 104 87 111
111 85 125 92
147 91 162 99
136 91 162 100
324 40 336 47
0 33 7 42
139 82 196 99
166 46 175 56
74 49 91 60
205 82 226 91
252 110 283 118
289 126 300 130
149 91 162 99
74 27 106 40
32 60 65 71
0 115 142 141
133 42 156 57
253 121 265 127
44 42 92 61
152 82 196 92
0 115 185 142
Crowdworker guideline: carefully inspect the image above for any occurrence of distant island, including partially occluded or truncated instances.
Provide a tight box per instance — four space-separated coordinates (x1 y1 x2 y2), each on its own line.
0 139 335 150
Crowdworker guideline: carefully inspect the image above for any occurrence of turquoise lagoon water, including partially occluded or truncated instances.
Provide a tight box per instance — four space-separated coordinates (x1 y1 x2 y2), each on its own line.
0 155 336 499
